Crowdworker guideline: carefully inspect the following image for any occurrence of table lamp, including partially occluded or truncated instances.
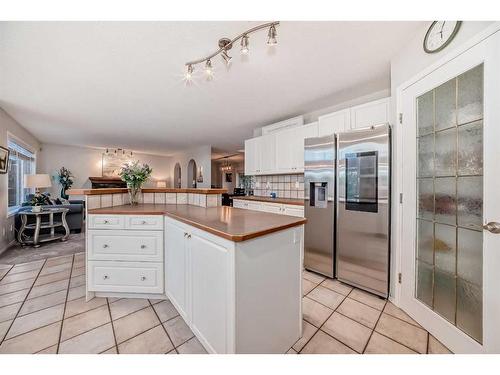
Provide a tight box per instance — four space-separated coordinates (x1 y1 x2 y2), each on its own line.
24 174 52 211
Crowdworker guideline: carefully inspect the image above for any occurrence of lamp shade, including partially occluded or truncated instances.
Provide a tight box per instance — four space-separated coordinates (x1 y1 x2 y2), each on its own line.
156 181 167 188
24 174 52 189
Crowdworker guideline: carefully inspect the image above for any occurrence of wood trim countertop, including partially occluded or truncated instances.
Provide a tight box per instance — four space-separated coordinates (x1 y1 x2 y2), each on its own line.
232 196 305 206
67 188 227 195
88 204 306 242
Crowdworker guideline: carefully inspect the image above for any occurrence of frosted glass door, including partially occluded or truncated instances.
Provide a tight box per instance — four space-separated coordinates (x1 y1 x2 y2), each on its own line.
416 64 483 343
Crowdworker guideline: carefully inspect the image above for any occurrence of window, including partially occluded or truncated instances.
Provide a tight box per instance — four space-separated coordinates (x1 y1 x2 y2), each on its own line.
7 136 36 213
345 151 378 213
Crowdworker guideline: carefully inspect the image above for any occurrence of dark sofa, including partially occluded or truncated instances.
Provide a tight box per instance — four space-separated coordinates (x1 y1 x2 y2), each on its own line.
15 196 85 236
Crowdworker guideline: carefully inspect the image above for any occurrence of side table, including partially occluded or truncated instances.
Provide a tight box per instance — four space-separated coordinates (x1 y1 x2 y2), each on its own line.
17 207 70 247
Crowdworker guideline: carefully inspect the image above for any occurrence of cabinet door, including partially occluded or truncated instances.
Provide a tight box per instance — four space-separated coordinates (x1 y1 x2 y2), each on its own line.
190 233 229 353
318 109 350 136
232 200 247 209
259 134 276 174
294 122 319 172
165 220 188 317
350 98 389 129
244 137 259 175
260 202 283 214
283 205 305 217
275 128 295 173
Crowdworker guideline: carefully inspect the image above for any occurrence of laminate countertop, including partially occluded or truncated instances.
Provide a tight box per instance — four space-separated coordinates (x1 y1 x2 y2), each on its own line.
88 204 306 242
232 196 305 206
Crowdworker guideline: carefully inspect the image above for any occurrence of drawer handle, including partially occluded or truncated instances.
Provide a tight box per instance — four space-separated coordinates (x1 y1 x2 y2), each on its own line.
103 244 109 248
103 275 109 280
187 234 192 239
141 276 146 281
140 244 146 249
184 232 188 237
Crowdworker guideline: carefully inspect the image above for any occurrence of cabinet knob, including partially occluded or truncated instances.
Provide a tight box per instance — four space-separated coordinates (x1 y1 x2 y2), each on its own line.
140 244 146 249
103 244 109 248
141 276 146 281
103 220 109 224
141 220 147 224
184 232 188 237
103 275 109 280
187 234 192 239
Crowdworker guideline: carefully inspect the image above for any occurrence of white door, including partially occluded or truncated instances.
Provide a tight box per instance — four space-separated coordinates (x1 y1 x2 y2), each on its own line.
318 109 350 136
244 137 259 175
400 31 500 353
165 220 189 318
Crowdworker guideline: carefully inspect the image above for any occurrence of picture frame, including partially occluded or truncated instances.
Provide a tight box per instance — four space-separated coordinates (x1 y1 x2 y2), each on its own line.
0 146 10 174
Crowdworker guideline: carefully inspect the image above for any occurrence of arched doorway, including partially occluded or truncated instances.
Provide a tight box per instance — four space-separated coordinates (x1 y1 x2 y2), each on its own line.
173 163 181 188
187 159 197 188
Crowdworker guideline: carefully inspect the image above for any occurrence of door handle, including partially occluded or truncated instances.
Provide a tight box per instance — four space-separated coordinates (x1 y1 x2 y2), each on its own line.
483 222 500 234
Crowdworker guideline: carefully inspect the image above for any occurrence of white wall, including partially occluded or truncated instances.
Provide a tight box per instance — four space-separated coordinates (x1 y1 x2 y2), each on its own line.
169 145 212 188
0 108 41 254
37 143 174 197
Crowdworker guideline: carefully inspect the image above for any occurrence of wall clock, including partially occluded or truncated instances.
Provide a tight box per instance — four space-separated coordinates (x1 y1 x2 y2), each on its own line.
423 21 462 54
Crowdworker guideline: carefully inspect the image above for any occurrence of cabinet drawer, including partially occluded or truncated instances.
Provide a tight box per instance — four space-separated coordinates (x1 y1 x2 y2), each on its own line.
88 230 163 262
88 261 164 294
125 215 164 230
233 200 247 209
88 215 125 230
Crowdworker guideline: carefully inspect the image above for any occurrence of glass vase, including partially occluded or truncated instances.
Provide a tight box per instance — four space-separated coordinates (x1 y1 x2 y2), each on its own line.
128 185 141 205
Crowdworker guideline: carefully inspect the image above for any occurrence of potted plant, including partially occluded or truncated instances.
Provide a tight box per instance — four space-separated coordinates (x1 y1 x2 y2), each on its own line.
119 161 152 205
58 167 74 199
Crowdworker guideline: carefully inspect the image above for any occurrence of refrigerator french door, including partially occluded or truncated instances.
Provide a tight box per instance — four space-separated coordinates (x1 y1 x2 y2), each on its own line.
336 124 390 297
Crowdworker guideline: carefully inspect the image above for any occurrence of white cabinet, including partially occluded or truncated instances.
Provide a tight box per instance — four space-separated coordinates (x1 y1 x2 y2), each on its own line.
244 137 260 175
275 122 318 174
350 98 389 129
260 202 283 214
318 109 350 136
283 205 306 218
233 199 304 218
244 134 275 175
165 219 189 317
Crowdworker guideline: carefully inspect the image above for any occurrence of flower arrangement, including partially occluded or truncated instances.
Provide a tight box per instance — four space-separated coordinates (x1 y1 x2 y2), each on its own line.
58 167 74 199
119 161 152 205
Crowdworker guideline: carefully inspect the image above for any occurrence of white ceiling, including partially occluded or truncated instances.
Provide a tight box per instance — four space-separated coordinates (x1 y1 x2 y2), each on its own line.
0 21 423 156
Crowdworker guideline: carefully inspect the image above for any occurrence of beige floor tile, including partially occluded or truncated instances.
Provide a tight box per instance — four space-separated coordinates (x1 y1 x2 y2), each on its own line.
59 323 115 354
0 321 61 354
69 274 85 288
364 332 417 354
383 302 421 328
148 298 166 305
152 300 179 322
64 296 107 318
307 286 345 310
177 337 207 354
74 253 85 261
0 319 12 341
375 313 428 353
286 348 297 354
67 285 86 301
320 279 353 296
101 346 117 354
0 269 9 280
6 303 64 339
71 267 85 277
40 262 72 276
107 297 121 303
292 320 318 352
0 264 13 270
28 279 69 299
119 325 174 354
349 289 386 310
34 269 71 287
0 288 30 308
19 289 67 316
302 296 333 327
303 270 326 284
8 260 44 275
113 306 160 344
163 315 194 347
301 330 356 354
36 344 58 354
61 304 111 341
72 261 85 270
0 269 39 285
0 278 33 296
428 334 452 354
322 312 372 353
0 302 22 323
109 298 150 321
302 279 317 296
45 255 73 267
337 298 381 329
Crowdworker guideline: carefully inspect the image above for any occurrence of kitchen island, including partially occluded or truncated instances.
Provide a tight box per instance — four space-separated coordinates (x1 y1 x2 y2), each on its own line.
80 194 305 354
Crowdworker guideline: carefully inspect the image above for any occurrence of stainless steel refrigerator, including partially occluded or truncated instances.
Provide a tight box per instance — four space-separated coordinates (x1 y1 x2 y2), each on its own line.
304 135 336 277
336 123 391 297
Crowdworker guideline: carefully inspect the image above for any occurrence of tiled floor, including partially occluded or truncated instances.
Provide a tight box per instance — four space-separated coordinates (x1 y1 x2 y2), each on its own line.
0 253 451 354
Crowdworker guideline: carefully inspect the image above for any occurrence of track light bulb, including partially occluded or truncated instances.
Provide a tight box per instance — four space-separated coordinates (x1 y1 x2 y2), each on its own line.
267 25 277 46
221 50 232 65
205 59 213 76
185 64 194 80
240 35 249 54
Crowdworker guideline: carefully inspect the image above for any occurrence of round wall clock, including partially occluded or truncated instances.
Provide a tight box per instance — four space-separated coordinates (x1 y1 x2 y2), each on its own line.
423 21 462 54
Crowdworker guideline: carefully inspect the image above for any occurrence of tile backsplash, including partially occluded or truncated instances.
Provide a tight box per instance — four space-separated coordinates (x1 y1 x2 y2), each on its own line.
253 174 305 199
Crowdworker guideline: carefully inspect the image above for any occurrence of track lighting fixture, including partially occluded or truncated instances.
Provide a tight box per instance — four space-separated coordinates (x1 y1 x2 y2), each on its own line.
240 35 249 54
184 21 279 82
267 25 277 46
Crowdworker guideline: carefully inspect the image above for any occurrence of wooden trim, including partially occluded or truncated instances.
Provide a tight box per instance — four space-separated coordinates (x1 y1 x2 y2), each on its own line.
68 188 227 195
232 196 304 206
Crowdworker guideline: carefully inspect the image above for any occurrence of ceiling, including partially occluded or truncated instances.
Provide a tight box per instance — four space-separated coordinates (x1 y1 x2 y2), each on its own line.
0 21 423 156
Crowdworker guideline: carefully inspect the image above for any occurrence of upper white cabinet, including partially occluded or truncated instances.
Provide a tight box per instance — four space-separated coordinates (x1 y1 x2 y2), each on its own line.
244 134 275 175
318 109 350 136
275 122 318 174
244 137 260 175
350 98 389 129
